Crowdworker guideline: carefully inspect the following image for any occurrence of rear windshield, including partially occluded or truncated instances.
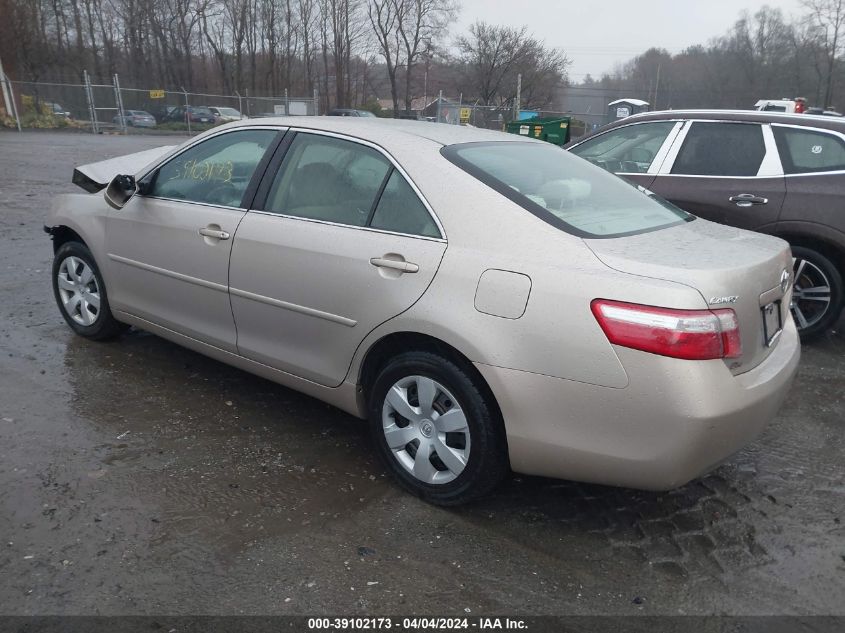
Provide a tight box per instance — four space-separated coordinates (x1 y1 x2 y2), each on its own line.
441 141 692 238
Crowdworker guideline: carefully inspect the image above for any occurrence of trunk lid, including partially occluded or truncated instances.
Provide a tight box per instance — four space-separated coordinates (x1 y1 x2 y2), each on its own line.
585 219 793 374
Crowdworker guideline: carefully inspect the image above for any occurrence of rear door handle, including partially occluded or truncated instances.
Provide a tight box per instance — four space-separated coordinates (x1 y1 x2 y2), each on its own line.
370 257 419 273
199 227 230 240
729 194 768 207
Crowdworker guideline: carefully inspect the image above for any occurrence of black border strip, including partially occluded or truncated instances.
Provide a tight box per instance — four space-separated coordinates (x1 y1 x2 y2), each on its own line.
0 616 841 633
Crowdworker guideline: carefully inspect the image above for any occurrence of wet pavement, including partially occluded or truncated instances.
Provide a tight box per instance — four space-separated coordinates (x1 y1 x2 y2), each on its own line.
0 130 843 616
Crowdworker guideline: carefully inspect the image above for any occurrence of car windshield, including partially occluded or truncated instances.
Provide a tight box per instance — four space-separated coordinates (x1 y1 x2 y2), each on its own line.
216 107 241 116
442 141 692 238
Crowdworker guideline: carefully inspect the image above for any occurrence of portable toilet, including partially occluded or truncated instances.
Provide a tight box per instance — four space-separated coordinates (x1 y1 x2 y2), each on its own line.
607 99 649 124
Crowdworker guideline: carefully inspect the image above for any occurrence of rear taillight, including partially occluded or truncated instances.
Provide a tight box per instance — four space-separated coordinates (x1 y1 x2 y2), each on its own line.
591 299 742 361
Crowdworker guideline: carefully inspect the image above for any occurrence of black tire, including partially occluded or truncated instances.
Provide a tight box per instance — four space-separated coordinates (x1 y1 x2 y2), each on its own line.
368 351 509 505
791 245 844 342
52 241 128 341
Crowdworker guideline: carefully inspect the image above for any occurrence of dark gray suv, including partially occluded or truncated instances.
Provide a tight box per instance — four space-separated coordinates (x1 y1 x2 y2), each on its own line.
568 110 845 340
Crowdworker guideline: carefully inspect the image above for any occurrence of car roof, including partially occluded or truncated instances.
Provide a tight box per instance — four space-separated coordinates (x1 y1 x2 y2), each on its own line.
228 116 531 147
597 108 845 132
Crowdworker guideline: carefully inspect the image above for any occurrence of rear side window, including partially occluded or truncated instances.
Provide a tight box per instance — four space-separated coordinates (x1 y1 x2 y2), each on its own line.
264 133 391 227
671 122 765 177
264 132 440 237
773 126 845 174
570 121 676 174
442 141 691 238
370 170 439 237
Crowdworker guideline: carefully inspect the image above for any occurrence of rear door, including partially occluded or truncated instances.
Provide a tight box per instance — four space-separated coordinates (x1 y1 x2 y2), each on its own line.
649 120 785 230
568 120 683 189
772 123 845 230
229 131 447 387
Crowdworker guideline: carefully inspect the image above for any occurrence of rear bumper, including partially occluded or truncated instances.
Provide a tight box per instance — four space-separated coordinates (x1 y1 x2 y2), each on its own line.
476 318 801 490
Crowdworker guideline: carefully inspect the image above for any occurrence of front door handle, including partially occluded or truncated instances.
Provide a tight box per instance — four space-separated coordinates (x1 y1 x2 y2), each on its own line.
199 227 230 240
729 194 768 207
370 257 419 273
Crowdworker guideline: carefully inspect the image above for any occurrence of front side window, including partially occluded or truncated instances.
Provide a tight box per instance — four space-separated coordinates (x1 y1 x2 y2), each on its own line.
671 122 765 177
570 121 676 174
773 126 845 174
443 141 691 238
149 129 278 207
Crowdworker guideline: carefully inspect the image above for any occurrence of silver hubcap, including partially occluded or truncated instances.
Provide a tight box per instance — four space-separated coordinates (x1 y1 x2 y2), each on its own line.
791 256 832 331
381 375 470 485
57 256 100 326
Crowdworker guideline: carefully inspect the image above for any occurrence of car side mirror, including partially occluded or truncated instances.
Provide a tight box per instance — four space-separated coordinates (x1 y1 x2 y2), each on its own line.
104 174 137 209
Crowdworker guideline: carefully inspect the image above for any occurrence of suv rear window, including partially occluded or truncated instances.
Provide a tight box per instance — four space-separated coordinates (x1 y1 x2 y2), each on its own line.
773 126 845 174
442 141 692 238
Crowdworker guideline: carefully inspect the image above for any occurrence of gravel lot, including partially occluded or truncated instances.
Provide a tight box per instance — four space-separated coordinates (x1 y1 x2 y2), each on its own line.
0 130 843 617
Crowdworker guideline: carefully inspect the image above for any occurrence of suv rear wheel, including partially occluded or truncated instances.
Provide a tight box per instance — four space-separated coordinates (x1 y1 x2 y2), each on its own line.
791 245 844 341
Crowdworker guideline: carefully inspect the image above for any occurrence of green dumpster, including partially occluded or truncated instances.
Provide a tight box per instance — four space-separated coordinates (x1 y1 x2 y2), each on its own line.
505 116 571 146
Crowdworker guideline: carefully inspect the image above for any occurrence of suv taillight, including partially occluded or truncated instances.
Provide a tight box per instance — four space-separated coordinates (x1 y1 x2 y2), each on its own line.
591 299 742 361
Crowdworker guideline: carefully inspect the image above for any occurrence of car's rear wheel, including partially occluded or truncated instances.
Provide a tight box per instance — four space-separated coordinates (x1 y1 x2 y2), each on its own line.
368 351 509 505
791 245 843 341
52 241 127 340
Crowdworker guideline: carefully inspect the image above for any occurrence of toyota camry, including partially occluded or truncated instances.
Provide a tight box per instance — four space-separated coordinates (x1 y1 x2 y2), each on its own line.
45 118 800 504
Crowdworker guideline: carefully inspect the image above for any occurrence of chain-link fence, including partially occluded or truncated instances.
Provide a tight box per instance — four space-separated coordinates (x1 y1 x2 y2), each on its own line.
0 72 318 134
422 95 592 139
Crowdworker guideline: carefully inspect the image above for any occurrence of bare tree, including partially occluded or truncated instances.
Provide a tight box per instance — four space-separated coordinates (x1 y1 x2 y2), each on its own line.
803 0 845 106
368 0 402 112
455 21 569 108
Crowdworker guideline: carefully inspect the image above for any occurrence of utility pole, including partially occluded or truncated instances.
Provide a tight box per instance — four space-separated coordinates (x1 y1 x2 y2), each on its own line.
654 63 661 111
0 55 21 132
513 73 522 121
0 54 12 116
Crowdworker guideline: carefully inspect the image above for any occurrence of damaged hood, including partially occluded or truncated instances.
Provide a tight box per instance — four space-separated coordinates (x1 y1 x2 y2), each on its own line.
72 145 176 193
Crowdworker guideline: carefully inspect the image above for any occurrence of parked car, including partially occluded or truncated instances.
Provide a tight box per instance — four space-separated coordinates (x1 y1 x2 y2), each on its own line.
47 118 799 504
208 106 246 123
568 109 845 340
327 108 377 117
112 110 157 128
165 106 215 124
755 98 807 113
152 106 177 124
805 107 843 117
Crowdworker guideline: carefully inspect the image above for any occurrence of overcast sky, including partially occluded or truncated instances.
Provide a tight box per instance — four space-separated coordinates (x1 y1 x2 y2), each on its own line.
456 0 806 79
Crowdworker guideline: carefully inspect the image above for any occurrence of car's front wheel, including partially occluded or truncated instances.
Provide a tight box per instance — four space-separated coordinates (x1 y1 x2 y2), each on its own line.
791 245 844 341
368 351 509 505
52 241 127 340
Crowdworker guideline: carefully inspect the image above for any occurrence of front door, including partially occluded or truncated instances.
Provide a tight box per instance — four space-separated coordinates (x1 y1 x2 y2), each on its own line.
105 128 281 351
229 131 447 387
649 121 785 230
568 120 683 190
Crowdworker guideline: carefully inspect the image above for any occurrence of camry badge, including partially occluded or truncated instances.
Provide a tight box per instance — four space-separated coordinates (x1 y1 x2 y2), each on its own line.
710 296 739 305
780 268 790 293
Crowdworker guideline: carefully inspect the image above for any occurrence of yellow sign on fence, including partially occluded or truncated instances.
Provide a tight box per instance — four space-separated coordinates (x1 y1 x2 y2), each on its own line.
459 107 471 122
149 90 165 99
